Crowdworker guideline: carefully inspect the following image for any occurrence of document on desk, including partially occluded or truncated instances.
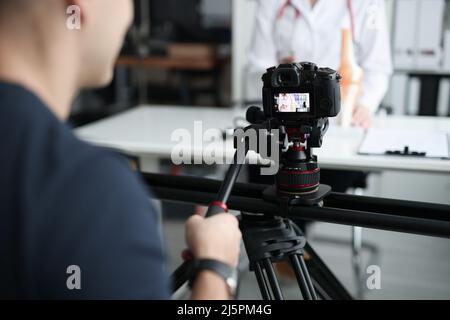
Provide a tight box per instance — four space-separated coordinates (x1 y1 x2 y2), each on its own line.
358 128 450 159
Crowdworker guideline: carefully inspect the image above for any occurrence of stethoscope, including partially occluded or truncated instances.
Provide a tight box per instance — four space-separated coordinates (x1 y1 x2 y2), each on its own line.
275 0 356 62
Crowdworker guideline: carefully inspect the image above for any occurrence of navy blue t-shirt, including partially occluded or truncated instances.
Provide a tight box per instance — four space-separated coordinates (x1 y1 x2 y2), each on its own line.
0 82 170 299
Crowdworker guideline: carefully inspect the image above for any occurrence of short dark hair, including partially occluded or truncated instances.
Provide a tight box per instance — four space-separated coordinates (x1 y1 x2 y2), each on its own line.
0 0 28 15
0 0 44 24
0 0 25 9
0 0 41 13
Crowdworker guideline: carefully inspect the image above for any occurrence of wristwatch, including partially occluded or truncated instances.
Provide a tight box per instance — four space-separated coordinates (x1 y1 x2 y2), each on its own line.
192 259 239 297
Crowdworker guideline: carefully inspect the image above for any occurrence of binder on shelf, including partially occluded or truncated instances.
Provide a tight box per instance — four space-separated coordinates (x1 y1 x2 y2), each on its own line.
393 0 418 69
442 30 450 71
416 0 445 70
437 78 450 117
393 0 445 70
406 77 421 116
388 74 409 115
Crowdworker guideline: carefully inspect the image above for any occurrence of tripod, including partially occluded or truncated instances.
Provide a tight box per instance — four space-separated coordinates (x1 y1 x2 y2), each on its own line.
168 154 353 300
240 213 317 300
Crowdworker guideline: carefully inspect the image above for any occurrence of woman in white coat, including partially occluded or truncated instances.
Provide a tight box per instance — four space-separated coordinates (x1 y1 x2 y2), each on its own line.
247 0 393 129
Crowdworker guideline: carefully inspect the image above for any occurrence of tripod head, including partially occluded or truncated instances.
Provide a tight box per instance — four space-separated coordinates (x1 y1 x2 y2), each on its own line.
247 106 331 197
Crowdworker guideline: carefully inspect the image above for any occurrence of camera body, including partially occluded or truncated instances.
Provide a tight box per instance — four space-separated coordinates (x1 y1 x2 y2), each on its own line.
262 62 341 126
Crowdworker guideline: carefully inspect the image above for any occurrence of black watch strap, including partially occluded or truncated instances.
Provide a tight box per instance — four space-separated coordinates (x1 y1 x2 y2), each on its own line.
191 259 238 296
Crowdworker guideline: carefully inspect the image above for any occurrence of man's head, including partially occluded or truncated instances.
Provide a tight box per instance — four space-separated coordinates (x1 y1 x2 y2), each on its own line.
0 0 134 90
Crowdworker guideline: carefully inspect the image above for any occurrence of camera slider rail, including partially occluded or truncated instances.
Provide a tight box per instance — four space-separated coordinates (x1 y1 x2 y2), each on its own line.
143 173 450 240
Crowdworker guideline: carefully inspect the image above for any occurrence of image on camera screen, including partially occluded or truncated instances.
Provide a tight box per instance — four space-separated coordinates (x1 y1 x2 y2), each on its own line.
274 93 310 113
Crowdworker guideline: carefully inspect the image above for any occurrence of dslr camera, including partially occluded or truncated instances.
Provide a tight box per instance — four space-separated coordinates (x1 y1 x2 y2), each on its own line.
262 62 341 126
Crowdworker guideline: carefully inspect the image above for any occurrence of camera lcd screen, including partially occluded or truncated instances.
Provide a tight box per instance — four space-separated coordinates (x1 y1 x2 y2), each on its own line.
274 93 310 113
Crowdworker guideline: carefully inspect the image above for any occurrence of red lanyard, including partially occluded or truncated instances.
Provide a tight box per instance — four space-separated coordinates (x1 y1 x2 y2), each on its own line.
277 0 356 41
277 0 301 20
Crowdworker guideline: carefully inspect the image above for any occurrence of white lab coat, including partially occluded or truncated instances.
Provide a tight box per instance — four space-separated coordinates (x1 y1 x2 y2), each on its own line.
247 0 393 113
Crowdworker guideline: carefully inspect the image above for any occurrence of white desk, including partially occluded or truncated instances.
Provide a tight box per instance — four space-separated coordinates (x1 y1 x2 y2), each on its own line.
76 105 450 174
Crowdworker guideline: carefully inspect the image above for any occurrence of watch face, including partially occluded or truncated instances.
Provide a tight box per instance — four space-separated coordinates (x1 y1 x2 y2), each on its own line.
226 277 237 296
226 270 239 295
227 277 237 289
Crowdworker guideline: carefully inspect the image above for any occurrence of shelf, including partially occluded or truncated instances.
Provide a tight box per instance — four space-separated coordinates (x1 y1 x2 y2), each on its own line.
395 69 450 76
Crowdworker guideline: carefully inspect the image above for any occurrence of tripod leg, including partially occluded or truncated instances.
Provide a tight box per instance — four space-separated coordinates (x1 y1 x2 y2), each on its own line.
310 278 330 300
262 259 284 300
303 242 353 300
172 261 194 292
352 226 364 299
298 255 318 300
254 262 272 300
289 254 313 300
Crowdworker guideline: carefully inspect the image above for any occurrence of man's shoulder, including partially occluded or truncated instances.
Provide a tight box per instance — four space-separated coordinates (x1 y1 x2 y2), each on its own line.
0 81 150 218
33 130 150 219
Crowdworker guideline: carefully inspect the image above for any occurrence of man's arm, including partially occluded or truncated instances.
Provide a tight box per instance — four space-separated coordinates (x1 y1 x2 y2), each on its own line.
185 214 242 300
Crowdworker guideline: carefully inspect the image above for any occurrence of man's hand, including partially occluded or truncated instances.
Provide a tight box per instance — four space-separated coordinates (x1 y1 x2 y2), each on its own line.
185 213 242 267
185 213 242 300
352 106 373 130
